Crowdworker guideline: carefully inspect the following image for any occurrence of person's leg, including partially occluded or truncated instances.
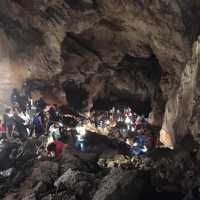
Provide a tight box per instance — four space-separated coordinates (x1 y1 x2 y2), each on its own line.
80 141 86 152
29 125 34 137
132 147 141 156
127 124 129 131
26 128 30 137
7 125 12 138
75 139 80 150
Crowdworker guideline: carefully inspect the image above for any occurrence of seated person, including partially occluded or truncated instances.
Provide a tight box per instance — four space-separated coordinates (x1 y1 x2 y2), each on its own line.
126 135 148 156
47 140 66 159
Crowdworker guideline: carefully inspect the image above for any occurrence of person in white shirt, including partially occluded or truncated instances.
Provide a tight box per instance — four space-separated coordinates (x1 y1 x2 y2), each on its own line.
75 123 87 152
48 121 63 144
124 115 132 131
18 110 31 136
18 111 31 126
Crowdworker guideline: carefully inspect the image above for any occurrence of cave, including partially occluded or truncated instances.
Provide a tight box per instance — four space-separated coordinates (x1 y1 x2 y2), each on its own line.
0 1 200 200
93 96 152 117
62 80 89 112
91 54 162 117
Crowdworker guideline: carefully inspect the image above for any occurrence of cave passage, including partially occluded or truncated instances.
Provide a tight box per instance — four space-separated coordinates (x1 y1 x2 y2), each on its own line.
62 80 89 111
93 96 152 117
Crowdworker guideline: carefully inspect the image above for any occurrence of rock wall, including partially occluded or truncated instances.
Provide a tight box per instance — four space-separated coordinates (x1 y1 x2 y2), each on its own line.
0 0 200 146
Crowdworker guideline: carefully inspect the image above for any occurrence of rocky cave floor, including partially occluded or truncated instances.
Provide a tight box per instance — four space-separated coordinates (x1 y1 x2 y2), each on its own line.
0 118 200 200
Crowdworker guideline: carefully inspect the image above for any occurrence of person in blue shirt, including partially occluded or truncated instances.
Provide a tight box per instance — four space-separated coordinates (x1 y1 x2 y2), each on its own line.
126 135 148 156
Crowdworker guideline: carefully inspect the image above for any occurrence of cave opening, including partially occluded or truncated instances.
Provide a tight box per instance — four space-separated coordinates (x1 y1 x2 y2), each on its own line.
92 54 162 118
62 80 89 112
93 96 152 117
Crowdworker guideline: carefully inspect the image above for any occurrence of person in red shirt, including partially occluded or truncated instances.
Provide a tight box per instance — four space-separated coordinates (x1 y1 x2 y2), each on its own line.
0 119 6 139
47 140 66 159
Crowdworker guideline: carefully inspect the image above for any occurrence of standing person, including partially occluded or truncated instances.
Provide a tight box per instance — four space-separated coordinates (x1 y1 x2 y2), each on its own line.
48 105 60 128
10 89 20 106
110 106 115 120
75 122 87 152
135 116 142 130
26 94 33 111
21 80 33 98
32 110 45 138
14 108 28 141
3 108 14 138
18 109 31 136
0 119 6 139
124 115 132 132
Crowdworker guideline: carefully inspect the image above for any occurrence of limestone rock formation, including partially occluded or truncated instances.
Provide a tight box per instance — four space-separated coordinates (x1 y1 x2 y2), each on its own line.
0 0 200 145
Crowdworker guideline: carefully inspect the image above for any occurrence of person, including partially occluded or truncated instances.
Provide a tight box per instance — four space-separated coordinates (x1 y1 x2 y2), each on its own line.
75 123 87 152
18 109 31 136
48 121 63 142
35 97 47 110
126 137 133 148
127 135 148 156
117 112 123 123
135 116 142 130
10 88 20 106
32 110 45 138
124 115 132 131
13 108 29 140
3 108 14 138
110 107 115 119
0 120 6 139
47 140 65 159
116 109 121 117
48 105 60 125
21 80 33 98
26 95 33 111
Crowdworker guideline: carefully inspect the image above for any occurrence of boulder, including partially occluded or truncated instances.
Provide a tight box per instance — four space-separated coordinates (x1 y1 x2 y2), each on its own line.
59 148 98 174
31 161 59 185
54 169 96 200
93 168 145 200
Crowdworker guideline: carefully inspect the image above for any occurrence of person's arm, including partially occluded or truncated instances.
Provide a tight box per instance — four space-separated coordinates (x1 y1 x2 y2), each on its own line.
133 142 138 147
142 145 148 152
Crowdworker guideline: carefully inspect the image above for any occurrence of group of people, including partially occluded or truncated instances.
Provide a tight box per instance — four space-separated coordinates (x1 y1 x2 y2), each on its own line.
0 85 88 159
0 82 156 159
92 106 155 156
3 89 48 140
